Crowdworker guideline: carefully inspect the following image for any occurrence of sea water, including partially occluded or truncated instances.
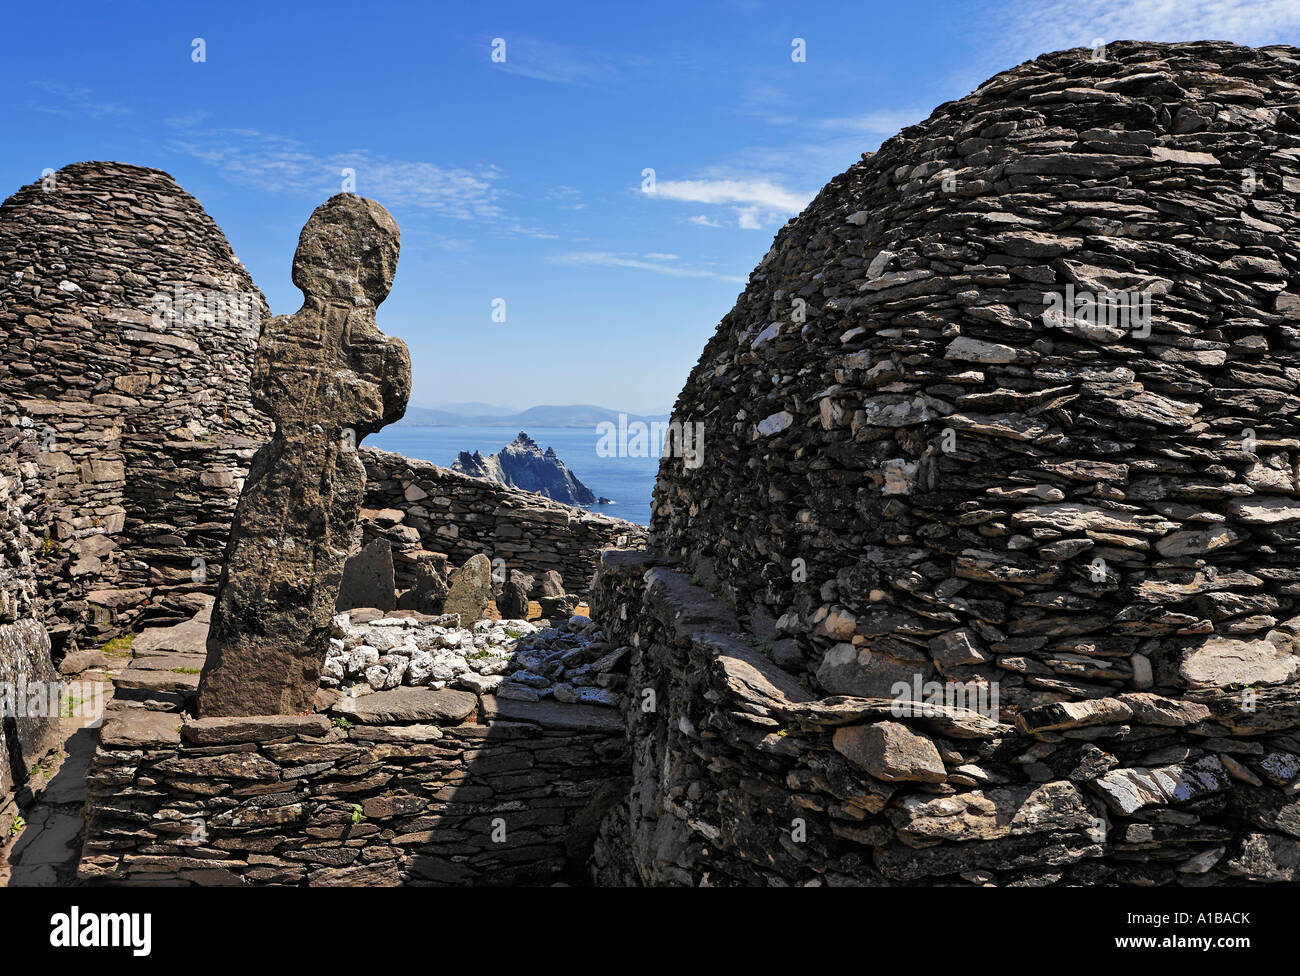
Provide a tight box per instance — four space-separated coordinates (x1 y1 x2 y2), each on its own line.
366 426 658 526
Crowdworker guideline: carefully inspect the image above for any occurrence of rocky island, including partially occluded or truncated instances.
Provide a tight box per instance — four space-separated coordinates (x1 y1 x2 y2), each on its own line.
451 431 610 507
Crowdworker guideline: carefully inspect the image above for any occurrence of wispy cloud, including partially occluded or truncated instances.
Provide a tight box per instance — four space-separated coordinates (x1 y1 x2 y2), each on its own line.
163 109 211 129
26 81 131 120
165 125 506 221
648 177 808 211
642 176 810 230
817 109 930 137
489 35 632 85
986 0 1300 76
549 251 745 283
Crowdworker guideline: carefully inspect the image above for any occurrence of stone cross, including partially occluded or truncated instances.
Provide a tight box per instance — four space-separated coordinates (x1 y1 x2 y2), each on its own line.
197 194 411 716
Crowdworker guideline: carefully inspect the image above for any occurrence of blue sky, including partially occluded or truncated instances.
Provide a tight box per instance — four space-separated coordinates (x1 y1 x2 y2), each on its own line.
5 0 1299 414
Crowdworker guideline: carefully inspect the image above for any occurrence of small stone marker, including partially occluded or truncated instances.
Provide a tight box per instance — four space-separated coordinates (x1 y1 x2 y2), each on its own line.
497 570 533 619
336 537 396 611
395 560 450 614
197 194 411 717
443 554 493 623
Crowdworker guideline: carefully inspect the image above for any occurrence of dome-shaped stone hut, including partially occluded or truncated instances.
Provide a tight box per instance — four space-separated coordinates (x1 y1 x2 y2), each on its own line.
652 39 1300 710
594 41 1300 886
0 161 271 651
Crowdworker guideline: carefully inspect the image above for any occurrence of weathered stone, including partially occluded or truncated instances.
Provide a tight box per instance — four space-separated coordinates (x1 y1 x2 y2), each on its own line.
888 781 1094 842
497 571 533 619
1017 698 1134 734
336 537 397 611
1089 755 1230 815
198 194 411 716
832 722 946 783
443 554 493 624
535 570 565 598
1180 633 1300 689
0 620 61 798
395 561 449 614
182 714 332 744
98 711 183 748
478 694 625 732
332 686 477 724
1115 693 1210 727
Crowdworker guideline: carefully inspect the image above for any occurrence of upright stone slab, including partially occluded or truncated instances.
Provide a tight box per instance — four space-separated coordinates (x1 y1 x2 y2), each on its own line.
197 195 411 717
0 619 60 799
444 554 493 624
336 537 396 611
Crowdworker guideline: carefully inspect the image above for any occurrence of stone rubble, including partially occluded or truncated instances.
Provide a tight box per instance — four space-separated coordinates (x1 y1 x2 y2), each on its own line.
325 609 626 709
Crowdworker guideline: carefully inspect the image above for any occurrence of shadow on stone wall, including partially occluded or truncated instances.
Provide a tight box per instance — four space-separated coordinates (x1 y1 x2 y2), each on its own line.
75 606 632 886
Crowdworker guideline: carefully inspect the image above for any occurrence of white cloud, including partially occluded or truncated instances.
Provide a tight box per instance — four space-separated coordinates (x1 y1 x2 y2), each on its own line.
549 251 744 283
164 110 211 129
166 128 506 221
643 252 678 260
736 206 762 230
646 177 808 212
27 81 130 120
642 176 810 231
490 35 639 85
817 109 930 137
990 0 1300 71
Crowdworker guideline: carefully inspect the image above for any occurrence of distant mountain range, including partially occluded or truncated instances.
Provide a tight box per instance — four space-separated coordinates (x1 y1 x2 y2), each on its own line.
396 402 671 428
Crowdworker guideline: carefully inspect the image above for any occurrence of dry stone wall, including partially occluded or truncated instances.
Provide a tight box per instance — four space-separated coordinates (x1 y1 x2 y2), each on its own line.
591 551 1300 886
0 161 270 653
652 41 1300 714
359 447 646 596
603 41 1300 886
78 698 626 886
0 392 60 832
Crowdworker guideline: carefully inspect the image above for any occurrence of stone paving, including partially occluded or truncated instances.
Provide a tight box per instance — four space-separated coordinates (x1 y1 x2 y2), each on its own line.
1 692 108 887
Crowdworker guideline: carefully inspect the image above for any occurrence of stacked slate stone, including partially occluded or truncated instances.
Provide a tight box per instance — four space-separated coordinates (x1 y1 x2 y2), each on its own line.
79 704 626 886
360 446 646 595
0 393 61 831
0 162 271 652
0 394 48 626
651 41 1300 717
593 550 1300 886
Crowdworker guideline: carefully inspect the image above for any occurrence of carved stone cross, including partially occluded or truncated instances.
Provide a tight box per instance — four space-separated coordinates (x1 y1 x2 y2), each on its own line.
197 194 411 716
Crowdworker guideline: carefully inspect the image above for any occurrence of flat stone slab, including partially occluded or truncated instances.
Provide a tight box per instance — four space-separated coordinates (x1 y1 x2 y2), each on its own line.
479 694 625 733
130 653 207 672
84 586 153 609
115 668 201 692
99 711 182 748
333 686 477 725
336 537 397 611
58 650 110 675
131 608 211 655
182 714 333 745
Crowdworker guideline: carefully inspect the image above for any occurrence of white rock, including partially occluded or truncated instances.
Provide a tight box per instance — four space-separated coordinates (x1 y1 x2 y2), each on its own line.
758 411 795 437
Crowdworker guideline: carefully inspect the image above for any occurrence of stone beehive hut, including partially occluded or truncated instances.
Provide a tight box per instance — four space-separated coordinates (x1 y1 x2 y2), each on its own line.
587 41 1300 886
653 40 1300 711
0 162 271 651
